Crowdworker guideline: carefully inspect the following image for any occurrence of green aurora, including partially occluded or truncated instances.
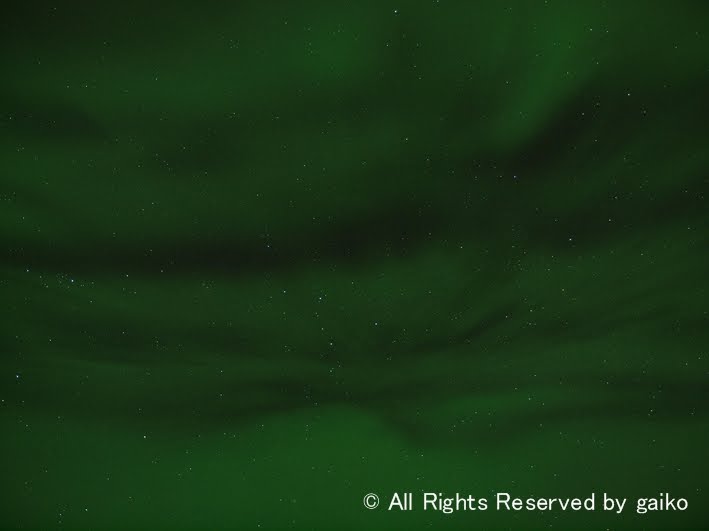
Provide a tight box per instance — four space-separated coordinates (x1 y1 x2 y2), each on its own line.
2 2 708 529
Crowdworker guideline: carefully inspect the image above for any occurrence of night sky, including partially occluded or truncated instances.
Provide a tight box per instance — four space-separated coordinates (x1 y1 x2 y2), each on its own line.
2 2 709 529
